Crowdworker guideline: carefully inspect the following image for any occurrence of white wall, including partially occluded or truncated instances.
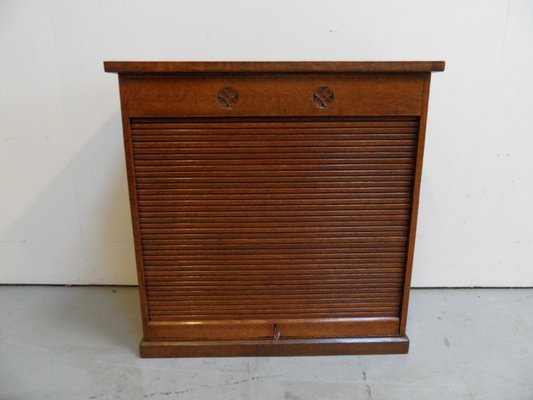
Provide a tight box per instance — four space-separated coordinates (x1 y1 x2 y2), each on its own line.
1 0 532 286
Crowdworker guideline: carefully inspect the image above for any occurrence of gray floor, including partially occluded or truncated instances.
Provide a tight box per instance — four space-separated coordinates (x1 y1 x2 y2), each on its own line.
0 287 531 400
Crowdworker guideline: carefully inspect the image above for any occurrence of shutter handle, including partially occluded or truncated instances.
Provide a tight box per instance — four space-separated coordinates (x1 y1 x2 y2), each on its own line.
273 323 281 341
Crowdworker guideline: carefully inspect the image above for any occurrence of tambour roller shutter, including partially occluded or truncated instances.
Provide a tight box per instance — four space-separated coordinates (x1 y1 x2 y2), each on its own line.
133 118 416 325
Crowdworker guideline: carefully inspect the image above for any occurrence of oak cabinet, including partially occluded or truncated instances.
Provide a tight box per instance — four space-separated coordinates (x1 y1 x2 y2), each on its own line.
104 61 444 357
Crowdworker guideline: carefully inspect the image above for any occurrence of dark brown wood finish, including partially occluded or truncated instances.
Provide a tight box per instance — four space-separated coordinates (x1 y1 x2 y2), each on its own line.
400 76 432 335
105 61 443 357
119 75 425 117
104 61 444 74
140 336 409 358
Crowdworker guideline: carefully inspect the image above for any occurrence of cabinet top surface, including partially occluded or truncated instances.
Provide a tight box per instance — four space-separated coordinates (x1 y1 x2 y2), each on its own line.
104 61 445 74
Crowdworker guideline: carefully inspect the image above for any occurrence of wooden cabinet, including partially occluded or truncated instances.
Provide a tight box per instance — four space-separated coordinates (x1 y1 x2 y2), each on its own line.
104 61 444 357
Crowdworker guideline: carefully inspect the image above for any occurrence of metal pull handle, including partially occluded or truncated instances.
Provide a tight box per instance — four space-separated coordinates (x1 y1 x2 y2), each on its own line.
273 323 281 341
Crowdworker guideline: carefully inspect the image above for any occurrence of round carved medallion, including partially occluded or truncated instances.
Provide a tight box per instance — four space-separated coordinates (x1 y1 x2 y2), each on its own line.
313 87 335 109
217 87 239 109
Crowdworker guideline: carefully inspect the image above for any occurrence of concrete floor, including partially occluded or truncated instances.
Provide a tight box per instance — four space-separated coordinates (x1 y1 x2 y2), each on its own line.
0 287 531 400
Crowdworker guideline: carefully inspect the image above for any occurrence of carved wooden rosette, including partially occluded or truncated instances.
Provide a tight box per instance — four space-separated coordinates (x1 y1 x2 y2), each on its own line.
217 87 239 109
313 86 335 109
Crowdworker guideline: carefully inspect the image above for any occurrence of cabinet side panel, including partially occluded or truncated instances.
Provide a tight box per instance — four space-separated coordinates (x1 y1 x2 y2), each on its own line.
118 76 151 337
400 74 431 334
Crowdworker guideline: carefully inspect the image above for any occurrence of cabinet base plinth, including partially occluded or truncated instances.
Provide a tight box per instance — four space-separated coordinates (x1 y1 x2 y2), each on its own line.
140 336 409 358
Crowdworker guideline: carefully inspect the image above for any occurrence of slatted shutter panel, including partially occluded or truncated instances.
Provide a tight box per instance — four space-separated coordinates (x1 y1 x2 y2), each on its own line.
130 117 419 340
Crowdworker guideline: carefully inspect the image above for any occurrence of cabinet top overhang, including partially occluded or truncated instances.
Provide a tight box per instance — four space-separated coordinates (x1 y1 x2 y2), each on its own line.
104 61 445 74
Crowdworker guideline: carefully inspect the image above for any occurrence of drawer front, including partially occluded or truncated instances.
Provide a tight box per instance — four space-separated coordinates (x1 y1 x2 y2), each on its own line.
130 117 419 340
121 74 426 118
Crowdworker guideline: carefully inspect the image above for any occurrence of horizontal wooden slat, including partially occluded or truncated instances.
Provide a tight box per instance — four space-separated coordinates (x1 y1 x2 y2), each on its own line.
134 137 417 145
149 312 400 323
145 275 404 284
138 193 413 202
146 287 402 296
139 203 410 210
150 315 397 322
142 247 406 255
143 260 405 267
146 273 403 283
149 308 401 317
144 268 404 276
149 309 402 318
131 118 420 130
134 153 416 161
148 298 401 307
141 240 407 248
142 226 408 239
134 159 416 168
137 198 411 208
132 130 417 138
132 123 418 130
143 239 406 247
144 263 404 271
143 232 408 242
139 207 409 214
136 177 414 185
142 243 406 251
147 290 402 301
141 215 409 224
134 153 414 162
141 225 408 234
149 306 401 315
142 255 406 263
133 146 416 154
147 282 403 293
137 177 412 189
140 225 408 233
150 312 398 319
148 303 401 312
134 137 416 145
131 118 419 127
134 164 415 173
142 251 406 258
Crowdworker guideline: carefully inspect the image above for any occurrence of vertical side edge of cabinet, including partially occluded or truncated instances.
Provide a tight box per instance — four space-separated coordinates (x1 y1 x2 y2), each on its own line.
399 73 432 335
118 75 151 338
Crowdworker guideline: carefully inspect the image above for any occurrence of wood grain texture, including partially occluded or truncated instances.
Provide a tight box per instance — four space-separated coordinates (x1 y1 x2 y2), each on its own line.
104 61 444 74
106 61 443 357
400 75 432 335
131 120 416 337
146 317 400 340
118 76 151 331
140 336 409 358
120 75 425 117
